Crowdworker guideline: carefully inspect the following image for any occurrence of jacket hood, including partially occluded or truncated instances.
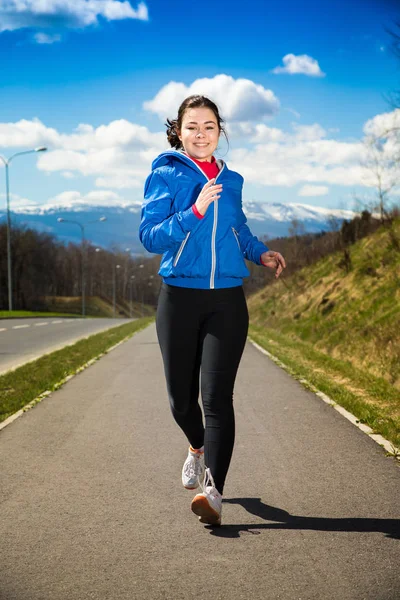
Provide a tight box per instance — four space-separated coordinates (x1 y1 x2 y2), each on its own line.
151 150 224 174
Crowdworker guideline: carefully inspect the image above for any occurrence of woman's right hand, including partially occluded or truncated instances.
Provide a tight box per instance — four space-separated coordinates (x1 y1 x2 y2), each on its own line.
194 179 223 216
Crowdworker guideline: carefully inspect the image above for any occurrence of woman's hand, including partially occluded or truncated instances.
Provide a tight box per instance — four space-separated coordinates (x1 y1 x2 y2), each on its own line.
261 250 286 279
194 179 223 216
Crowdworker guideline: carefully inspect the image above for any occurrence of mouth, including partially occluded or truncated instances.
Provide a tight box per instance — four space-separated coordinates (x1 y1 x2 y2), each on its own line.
193 143 209 147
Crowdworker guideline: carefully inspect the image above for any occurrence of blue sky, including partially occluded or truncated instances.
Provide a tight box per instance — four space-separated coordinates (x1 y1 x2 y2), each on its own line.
0 0 399 216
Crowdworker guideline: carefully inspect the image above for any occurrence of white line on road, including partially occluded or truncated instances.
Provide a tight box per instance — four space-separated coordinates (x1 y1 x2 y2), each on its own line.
0 331 135 432
249 338 400 460
0 328 6 332
34 322 49 326
51 320 63 324
12 325 30 330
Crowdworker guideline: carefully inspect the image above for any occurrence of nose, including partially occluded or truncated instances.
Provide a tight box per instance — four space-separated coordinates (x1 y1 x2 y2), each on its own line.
195 130 205 138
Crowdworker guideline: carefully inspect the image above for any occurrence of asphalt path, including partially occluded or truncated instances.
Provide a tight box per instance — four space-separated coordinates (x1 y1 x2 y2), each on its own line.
0 317 135 375
0 323 399 600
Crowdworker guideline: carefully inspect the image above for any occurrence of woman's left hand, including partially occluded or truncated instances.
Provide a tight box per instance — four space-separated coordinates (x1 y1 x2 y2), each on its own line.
260 250 286 279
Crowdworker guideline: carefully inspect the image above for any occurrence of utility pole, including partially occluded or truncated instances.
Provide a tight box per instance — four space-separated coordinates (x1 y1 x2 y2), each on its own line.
0 147 47 311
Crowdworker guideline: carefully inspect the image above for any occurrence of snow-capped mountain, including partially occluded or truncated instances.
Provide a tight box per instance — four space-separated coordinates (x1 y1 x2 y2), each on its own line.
1 200 357 254
244 201 355 225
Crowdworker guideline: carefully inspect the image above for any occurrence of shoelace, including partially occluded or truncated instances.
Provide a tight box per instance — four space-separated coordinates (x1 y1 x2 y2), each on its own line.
184 453 203 478
200 467 220 500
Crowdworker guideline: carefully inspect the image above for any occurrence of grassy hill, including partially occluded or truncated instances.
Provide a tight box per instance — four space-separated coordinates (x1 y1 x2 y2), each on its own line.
43 295 155 318
248 220 400 449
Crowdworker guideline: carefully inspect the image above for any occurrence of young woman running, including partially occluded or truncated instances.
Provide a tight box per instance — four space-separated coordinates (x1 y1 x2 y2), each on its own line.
139 95 286 526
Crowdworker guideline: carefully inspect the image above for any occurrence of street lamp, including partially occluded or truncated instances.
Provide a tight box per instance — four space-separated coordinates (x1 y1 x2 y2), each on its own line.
138 263 144 317
129 275 135 318
57 216 107 317
123 247 132 307
94 247 105 298
113 264 121 318
0 146 47 311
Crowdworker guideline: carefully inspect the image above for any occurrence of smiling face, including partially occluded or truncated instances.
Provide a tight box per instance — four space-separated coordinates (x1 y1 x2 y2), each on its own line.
178 106 220 162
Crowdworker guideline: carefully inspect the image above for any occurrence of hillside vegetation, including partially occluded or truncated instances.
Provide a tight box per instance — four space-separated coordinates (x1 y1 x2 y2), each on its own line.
248 220 400 448
42 296 155 318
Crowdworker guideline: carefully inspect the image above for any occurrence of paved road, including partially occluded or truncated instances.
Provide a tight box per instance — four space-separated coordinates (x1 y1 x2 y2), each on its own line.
0 323 399 600
0 317 134 375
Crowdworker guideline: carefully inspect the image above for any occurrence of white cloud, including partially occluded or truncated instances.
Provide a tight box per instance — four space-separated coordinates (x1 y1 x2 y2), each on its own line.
1 107 398 206
0 117 166 189
286 108 301 119
363 108 400 138
63 120 165 151
298 185 329 197
0 118 60 148
272 54 325 77
292 123 326 141
0 0 148 33
227 122 285 143
48 189 131 208
34 32 62 44
228 127 366 188
0 191 34 208
95 175 143 189
143 74 280 122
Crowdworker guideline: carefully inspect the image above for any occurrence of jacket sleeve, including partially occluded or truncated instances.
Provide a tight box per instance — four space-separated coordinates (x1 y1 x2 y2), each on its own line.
236 207 269 265
139 170 202 254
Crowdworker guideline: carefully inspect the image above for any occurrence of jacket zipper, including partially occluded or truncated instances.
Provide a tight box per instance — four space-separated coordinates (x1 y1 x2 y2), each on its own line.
173 232 190 267
210 200 218 288
232 227 241 250
178 153 225 289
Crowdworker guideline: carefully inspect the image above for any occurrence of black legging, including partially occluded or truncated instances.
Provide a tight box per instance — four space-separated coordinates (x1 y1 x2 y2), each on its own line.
156 283 249 494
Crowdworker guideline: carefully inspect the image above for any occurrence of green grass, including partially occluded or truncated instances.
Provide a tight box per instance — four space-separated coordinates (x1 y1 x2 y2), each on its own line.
248 221 400 387
0 310 80 319
247 221 400 451
43 295 155 318
0 317 153 423
1 297 156 319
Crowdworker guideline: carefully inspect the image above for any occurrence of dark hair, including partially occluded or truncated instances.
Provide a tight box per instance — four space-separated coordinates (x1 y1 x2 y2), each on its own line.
165 95 228 149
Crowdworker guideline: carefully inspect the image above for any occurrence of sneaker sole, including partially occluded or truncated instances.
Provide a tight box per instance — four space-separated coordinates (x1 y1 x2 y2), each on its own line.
191 495 221 526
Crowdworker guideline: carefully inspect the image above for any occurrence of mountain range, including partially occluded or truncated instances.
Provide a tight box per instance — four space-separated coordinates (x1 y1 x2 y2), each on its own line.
1 200 357 256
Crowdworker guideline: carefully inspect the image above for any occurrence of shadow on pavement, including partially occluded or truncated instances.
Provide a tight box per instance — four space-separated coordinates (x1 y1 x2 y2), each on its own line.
205 498 400 539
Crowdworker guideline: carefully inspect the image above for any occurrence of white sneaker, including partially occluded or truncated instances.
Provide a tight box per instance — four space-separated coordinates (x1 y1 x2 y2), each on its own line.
182 447 205 490
191 467 222 526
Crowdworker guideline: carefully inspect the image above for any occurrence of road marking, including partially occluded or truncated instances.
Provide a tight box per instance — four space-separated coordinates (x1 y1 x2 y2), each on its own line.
12 325 30 329
51 320 63 324
249 338 400 460
34 322 48 326
0 328 6 332
0 331 135 432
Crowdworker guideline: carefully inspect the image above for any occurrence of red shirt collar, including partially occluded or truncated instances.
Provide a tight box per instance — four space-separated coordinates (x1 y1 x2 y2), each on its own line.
184 153 219 178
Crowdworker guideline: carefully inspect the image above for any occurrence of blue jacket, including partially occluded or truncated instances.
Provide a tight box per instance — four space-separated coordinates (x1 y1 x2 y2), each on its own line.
139 150 269 289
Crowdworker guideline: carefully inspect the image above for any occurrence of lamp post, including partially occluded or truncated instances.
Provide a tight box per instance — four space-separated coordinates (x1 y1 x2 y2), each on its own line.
57 216 106 317
147 276 155 313
113 264 121 318
138 263 144 317
0 146 47 311
94 247 104 298
129 275 135 318
123 247 131 305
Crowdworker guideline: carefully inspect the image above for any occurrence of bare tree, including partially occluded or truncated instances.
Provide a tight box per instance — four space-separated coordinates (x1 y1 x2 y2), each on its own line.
288 218 305 265
361 127 400 223
387 20 400 109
